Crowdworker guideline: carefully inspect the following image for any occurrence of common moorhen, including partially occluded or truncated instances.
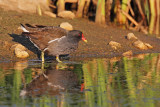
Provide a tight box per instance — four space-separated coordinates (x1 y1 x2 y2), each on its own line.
21 24 87 62
20 66 78 96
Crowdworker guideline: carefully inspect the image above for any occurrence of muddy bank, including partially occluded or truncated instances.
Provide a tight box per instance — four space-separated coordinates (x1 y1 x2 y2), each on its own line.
0 8 160 61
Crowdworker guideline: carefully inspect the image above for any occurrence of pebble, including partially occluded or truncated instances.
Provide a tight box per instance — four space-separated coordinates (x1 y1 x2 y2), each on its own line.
109 41 121 50
58 11 75 19
11 44 29 58
133 40 153 50
15 50 29 58
133 40 148 50
60 22 73 31
144 43 153 49
44 11 56 18
126 33 138 40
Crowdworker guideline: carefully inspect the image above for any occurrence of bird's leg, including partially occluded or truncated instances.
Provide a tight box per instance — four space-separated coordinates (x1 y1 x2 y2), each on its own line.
41 51 45 62
55 55 69 69
41 51 45 71
56 55 62 63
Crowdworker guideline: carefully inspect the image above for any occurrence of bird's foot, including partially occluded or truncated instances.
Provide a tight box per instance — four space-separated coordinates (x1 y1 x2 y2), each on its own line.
56 55 62 63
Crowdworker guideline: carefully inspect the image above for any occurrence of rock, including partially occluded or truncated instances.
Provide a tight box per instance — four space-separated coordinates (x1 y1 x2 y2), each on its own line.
44 11 56 18
15 50 29 58
58 11 75 19
133 40 148 50
60 22 73 31
144 43 153 49
11 44 29 58
133 40 153 50
109 41 121 50
122 50 133 57
126 33 138 40
11 44 26 51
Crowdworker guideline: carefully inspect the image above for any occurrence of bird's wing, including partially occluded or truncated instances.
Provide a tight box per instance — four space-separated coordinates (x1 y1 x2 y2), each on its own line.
25 23 47 28
21 26 68 50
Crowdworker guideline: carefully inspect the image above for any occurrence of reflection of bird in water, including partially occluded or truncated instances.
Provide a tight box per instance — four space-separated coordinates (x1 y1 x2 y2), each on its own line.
20 66 79 97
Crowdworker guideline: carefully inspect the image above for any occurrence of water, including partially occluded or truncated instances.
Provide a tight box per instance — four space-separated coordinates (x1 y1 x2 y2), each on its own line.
1 53 160 107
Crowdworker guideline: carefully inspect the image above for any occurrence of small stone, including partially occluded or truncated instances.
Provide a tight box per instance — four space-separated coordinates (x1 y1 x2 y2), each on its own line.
109 41 121 50
44 11 56 18
11 44 29 58
126 33 138 40
11 44 26 51
60 22 73 31
122 50 133 57
133 40 148 50
144 43 153 49
15 49 29 58
58 11 75 19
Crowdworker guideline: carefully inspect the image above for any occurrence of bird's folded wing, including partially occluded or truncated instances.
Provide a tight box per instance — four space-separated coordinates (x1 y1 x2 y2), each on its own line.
22 27 68 50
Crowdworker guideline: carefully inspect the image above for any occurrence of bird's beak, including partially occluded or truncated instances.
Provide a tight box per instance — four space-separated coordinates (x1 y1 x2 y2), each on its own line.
83 39 88 43
82 37 87 43
82 34 87 43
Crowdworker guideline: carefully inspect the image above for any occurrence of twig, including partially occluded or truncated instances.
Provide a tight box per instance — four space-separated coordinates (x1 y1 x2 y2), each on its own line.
120 9 148 34
119 9 138 26
135 0 145 20
128 0 135 16
49 4 57 9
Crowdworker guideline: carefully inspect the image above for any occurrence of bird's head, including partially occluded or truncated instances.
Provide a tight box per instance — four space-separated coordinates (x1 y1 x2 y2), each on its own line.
68 30 87 43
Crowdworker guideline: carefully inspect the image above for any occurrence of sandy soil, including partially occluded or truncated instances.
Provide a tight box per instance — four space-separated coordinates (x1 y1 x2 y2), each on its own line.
0 8 160 61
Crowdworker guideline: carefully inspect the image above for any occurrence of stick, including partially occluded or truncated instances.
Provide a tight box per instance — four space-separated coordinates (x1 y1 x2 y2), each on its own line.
119 9 139 26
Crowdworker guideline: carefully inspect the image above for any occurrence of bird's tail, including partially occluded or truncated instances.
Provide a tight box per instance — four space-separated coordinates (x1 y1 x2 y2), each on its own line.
20 23 29 32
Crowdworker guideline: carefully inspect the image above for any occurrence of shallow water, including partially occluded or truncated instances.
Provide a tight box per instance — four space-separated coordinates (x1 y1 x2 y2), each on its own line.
1 53 160 107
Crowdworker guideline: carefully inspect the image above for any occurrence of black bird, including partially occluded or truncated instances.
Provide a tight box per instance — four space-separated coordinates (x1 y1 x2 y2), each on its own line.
20 66 79 96
21 24 87 62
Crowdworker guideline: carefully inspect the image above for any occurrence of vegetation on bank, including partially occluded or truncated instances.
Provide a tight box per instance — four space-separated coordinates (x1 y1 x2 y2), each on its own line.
57 0 159 35
0 0 159 35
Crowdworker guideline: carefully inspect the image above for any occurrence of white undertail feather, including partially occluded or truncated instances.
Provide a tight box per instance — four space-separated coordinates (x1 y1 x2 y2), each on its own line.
21 24 29 32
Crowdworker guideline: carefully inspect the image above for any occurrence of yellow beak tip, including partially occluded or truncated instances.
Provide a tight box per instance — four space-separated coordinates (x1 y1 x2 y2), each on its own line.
84 40 88 43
